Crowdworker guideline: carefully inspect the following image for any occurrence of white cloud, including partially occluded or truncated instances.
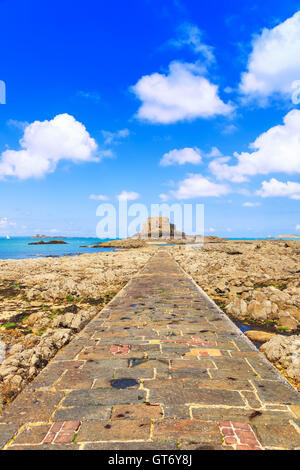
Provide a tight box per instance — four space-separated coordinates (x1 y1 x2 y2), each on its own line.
117 191 140 201
101 128 130 146
170 174 230 199
0 217 16 229
0 114 98 180
240 11 300 101
296 225 300 230
205 146 222 158
256 178 300 199
210 110 300 182
160 147 202 166
131 61 233 124
89 194 109 201
243 202 261 207
159 193 170 202
208 227 216 233
169 23 215 64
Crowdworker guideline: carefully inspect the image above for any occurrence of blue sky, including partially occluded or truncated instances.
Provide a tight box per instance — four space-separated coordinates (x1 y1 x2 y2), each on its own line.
0 0 300 237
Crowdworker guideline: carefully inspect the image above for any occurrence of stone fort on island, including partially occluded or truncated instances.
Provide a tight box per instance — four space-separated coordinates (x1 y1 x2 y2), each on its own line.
132 217 186 239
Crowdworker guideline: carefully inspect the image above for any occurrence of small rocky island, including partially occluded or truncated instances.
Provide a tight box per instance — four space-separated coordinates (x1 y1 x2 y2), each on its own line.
28 240 68 245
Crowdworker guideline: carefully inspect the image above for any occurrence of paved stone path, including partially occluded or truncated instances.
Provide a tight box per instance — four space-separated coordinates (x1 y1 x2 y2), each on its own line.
1 250 300 450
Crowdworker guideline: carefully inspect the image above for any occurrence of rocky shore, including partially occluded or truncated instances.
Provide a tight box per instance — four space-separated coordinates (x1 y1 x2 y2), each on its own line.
0 238 299 410
0 248 153 408
80 239 146 249
171 239 300 389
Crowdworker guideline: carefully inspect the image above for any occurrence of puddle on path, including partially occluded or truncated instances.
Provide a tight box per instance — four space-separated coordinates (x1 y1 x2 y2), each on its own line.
110 378 139 389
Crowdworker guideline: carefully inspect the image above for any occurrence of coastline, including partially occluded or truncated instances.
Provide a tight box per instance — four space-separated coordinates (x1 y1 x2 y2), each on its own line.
0 237 116 260
0 238 299 412
0 236 299 261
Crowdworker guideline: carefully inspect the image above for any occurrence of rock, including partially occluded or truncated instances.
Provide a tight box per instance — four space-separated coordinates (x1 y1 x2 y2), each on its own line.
50 328 73 348
9 343 23 355
38 346 52 361
0 340 6 363
226 298 248 319
10 375 23 388
52 311 90 332
26 312 45 326
293 310 300 322
0 248 153 406
28 366 37 377
20 349 34 364
260 335 300 381
70 311 91 331
171 239 300 387
28 240 67 245
0 365 18 379
245 330 276 343
247 300 271 321
3 374 15 383
3 355 21 367
52 314 64 329
23 336 40 348
90 239 146 248
277 314 299 331
30 353 42 367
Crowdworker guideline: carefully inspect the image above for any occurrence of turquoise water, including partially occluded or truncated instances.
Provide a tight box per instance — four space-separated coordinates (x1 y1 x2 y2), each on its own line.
0 237 115 260
0 236 298 260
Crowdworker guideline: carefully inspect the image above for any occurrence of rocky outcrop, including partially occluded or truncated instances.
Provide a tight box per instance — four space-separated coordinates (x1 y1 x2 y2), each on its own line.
0 329 72 402
52 310 92 332
171 239 300 386
0 249 152 305
0 340 5 363
172 240 300 332
84 239 146 249
245 330 275 343
28 240 67 245
226 286 299 330
260 335 300 383
0 248 153 407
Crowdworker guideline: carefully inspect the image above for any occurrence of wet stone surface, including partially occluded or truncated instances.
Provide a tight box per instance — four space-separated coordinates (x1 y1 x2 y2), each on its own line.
0 250 300 450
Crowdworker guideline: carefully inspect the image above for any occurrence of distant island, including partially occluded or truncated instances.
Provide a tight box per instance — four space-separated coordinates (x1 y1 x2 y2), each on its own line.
29 240 68 245
33 234 67 239
277 234 300 239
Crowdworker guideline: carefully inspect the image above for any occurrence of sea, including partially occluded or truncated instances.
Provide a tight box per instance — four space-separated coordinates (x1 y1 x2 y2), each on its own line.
0 237 115 260
0 236 299 261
